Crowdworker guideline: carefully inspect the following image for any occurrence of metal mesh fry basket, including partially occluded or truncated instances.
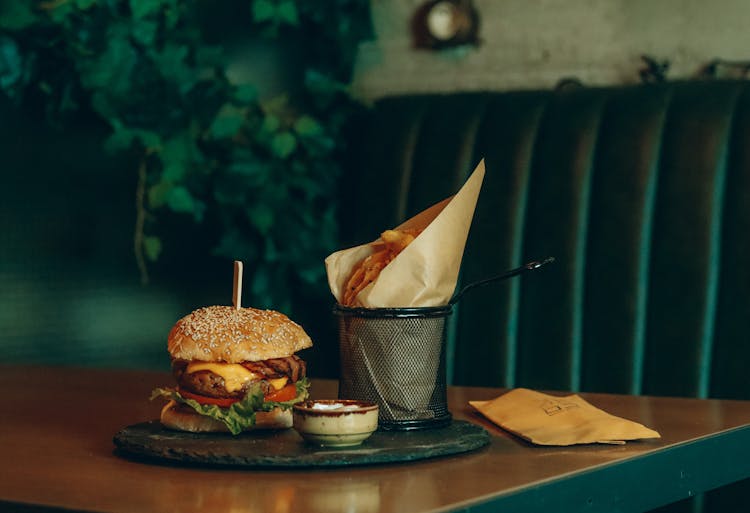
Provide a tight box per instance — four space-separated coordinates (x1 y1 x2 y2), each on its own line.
334 304 453 430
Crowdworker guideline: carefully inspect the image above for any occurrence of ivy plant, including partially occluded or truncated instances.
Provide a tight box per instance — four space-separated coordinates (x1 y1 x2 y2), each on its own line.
0 0 372 312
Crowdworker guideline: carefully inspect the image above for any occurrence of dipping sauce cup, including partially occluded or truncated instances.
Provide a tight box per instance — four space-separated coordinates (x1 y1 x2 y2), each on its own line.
293 399 379 447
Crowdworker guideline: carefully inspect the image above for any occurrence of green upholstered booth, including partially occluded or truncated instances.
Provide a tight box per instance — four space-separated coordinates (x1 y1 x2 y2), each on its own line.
342 79 750 399
339 79 750 511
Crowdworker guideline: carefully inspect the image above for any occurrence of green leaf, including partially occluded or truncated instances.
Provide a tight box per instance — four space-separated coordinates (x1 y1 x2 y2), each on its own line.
104 128 161 154
136 130 162 149
305 69 348 96
74 0 97 9
227 160 268 182
209 110 244 139
252 0 275 22
131 19 158 45
233 84 257 105
162 161 187 182
150 387 260 435
271 132 297 159
0 2 40 30
150 43 194 91
163 0 180 28
143 236 162 261
0 38 24 94
261 93 289 114
148 181 172 209
247 203 275 234
227 162 258 177
161 134 198 180
293 115 323 137
261 114 280 134
103 129 135 154
46 3 74 23
130 0 165 19
298 131 336 157
165 185 195 213
77 30 137 95
276 0 299 25
90 92 117 122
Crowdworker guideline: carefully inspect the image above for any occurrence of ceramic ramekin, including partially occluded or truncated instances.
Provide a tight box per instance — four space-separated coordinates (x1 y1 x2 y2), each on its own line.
293 399 379 447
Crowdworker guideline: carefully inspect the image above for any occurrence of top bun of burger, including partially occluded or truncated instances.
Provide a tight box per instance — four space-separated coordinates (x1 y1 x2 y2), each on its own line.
168 305 312 363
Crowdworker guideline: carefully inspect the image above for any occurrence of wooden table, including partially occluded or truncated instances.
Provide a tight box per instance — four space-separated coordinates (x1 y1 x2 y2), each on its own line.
2 366 750 513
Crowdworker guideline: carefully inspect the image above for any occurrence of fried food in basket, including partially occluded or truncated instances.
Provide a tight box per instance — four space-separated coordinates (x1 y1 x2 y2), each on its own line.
342 228 422 306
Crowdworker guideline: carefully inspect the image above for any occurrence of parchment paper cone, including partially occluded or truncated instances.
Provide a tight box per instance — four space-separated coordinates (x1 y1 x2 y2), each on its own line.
326 159 486 308
326 160 486 423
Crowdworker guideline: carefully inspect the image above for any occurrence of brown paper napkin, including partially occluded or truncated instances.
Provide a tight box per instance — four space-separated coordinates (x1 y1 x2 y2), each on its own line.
469 388 661 446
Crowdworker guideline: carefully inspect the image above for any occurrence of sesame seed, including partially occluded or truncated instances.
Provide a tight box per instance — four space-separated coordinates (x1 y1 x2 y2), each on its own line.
176 305 303 352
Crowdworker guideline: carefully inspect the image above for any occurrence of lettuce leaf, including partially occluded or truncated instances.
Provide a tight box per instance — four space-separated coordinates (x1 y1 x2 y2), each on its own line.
150 377 310 435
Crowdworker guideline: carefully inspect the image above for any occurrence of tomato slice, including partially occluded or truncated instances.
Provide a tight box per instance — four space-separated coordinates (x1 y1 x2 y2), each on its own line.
178 383 297 407
264 383 298 403
178 389 238 408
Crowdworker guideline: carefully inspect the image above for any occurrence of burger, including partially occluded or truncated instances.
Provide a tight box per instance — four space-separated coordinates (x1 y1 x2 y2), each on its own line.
150 305 312 434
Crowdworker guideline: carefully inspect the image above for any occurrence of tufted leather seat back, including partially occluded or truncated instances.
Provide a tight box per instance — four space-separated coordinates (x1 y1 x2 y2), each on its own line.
341 80 750 402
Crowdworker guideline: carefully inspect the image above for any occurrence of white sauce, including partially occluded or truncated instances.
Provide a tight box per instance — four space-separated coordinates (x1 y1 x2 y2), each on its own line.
310 402 363 411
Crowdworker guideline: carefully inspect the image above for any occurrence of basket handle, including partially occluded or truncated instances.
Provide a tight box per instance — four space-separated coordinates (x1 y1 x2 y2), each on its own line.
449 256 555 306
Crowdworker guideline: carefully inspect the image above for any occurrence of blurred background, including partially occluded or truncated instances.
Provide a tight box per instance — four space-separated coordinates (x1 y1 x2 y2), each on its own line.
1 0 748 377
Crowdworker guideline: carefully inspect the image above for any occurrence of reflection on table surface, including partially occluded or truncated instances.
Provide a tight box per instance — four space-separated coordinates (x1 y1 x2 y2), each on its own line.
2 365 750 513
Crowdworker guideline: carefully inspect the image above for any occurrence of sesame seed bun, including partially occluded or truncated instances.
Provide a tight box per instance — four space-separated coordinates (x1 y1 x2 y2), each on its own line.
167 305 313 362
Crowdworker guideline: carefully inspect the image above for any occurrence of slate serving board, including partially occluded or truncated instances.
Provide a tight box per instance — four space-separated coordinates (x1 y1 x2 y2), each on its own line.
113 420 490 468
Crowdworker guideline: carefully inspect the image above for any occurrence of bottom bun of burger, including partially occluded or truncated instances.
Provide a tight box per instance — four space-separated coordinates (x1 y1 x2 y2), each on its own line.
160 401 292 433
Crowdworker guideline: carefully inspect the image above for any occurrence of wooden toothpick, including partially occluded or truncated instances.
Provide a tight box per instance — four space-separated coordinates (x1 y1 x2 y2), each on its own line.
233 260 243 310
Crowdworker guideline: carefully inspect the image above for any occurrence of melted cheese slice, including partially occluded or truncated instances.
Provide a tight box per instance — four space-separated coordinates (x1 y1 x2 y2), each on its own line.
268 377 289 391
186 362 258 393
185 363 290 394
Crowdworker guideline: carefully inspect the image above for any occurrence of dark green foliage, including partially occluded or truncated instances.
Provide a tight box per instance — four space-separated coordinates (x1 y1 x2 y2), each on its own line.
0 0 372 311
